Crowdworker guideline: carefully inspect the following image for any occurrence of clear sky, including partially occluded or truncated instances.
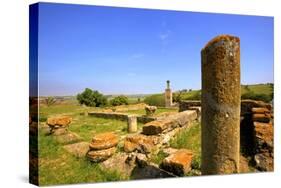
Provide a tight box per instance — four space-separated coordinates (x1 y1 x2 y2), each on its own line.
37 3 274 96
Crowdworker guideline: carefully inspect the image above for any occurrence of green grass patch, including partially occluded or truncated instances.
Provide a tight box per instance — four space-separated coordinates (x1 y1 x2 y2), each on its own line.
170 122 201 170
38 127 128 186
69 116 140 142
150 150 168 165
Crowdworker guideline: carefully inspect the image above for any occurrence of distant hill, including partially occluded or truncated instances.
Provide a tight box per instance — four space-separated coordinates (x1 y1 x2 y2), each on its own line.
176 83 273 102
128 83 274 106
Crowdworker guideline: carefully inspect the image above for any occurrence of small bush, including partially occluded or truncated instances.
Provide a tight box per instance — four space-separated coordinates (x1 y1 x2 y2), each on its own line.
39 115 47 122
110 95 129 106
77 88 107 107
144 94 165 107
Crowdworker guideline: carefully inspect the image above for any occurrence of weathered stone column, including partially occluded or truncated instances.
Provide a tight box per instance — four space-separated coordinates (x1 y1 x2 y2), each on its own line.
165 80 173 107
127 115 137 133
201 35 241 174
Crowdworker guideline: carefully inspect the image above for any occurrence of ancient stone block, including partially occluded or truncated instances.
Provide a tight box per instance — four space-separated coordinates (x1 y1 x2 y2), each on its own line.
253 121 273 151
252 113 271 123
127 115 138 133
131 163 176 179
160 149 193 176
47 116 72 128
89 132 118 150
142 110 197 135
52 127 68 136
179 100 201 112
87 147 116 163
123 134 159 154
201 35 241 174
241 100 272 115
142 119 173 135
145 105 157 116
54 132 82 145
100 153 136 176
254 153 273 171
251 107 270 114
63 142 90 158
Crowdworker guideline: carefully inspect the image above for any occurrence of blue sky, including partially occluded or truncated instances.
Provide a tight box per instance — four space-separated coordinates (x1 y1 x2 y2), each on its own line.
37 3 274 96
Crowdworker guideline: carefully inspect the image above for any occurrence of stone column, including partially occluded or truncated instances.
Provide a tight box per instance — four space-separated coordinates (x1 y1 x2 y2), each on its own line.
127 115 137 133
165 80 173 107
201 35 241 174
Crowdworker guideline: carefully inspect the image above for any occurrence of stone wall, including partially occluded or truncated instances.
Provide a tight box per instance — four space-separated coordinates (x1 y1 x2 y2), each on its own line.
179 100 201 112
240 100 273 171
88 112 129 121
88 111 157 124
124 110 198 155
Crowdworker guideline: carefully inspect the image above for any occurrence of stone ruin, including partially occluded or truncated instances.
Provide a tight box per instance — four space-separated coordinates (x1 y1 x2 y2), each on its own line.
87 132 118 162
145 105 157 116
47 116 72 135
178 98 274 172
82 108 200 178
121 109 199 177
201 35 241 174
240 100 274 171
46 116 81 144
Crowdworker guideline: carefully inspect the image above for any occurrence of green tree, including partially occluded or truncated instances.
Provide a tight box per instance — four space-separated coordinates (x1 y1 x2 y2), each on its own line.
110 95 129 106
144 94 165 107
77 88 107 107
173 90 184 103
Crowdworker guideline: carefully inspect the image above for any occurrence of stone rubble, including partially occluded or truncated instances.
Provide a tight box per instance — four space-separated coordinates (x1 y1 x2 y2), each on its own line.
87 132 118 162
160 149 193 176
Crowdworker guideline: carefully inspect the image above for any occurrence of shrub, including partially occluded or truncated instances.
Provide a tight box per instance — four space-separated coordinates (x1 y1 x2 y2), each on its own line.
77 88 107 107
110 95 129 106
173 90 184 103
144 94 165 107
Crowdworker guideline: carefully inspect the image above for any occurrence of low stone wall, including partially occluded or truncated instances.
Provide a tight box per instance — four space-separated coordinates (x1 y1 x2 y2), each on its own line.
142 110 197 135
179 100 201 112
123 109 199 156
240 100 273 171
88 111 157 124
88 112 128 121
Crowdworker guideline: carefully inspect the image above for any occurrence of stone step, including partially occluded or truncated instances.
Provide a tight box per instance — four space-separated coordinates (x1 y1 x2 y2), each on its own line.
160 149 193 176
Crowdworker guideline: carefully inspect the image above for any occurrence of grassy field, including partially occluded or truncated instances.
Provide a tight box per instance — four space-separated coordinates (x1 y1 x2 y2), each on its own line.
39 103 136 185
241 83 273 95
38 128 128 185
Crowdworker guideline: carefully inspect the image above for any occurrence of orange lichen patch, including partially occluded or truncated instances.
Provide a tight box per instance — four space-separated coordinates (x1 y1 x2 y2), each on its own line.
252 113 271 123
47 116 72 127
253 122 273 144
87 147 116 162
89 132 118 150
124 134 159 153
160 149 193 176
202 34 240 51
142 119 173 135
251 107 270 114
